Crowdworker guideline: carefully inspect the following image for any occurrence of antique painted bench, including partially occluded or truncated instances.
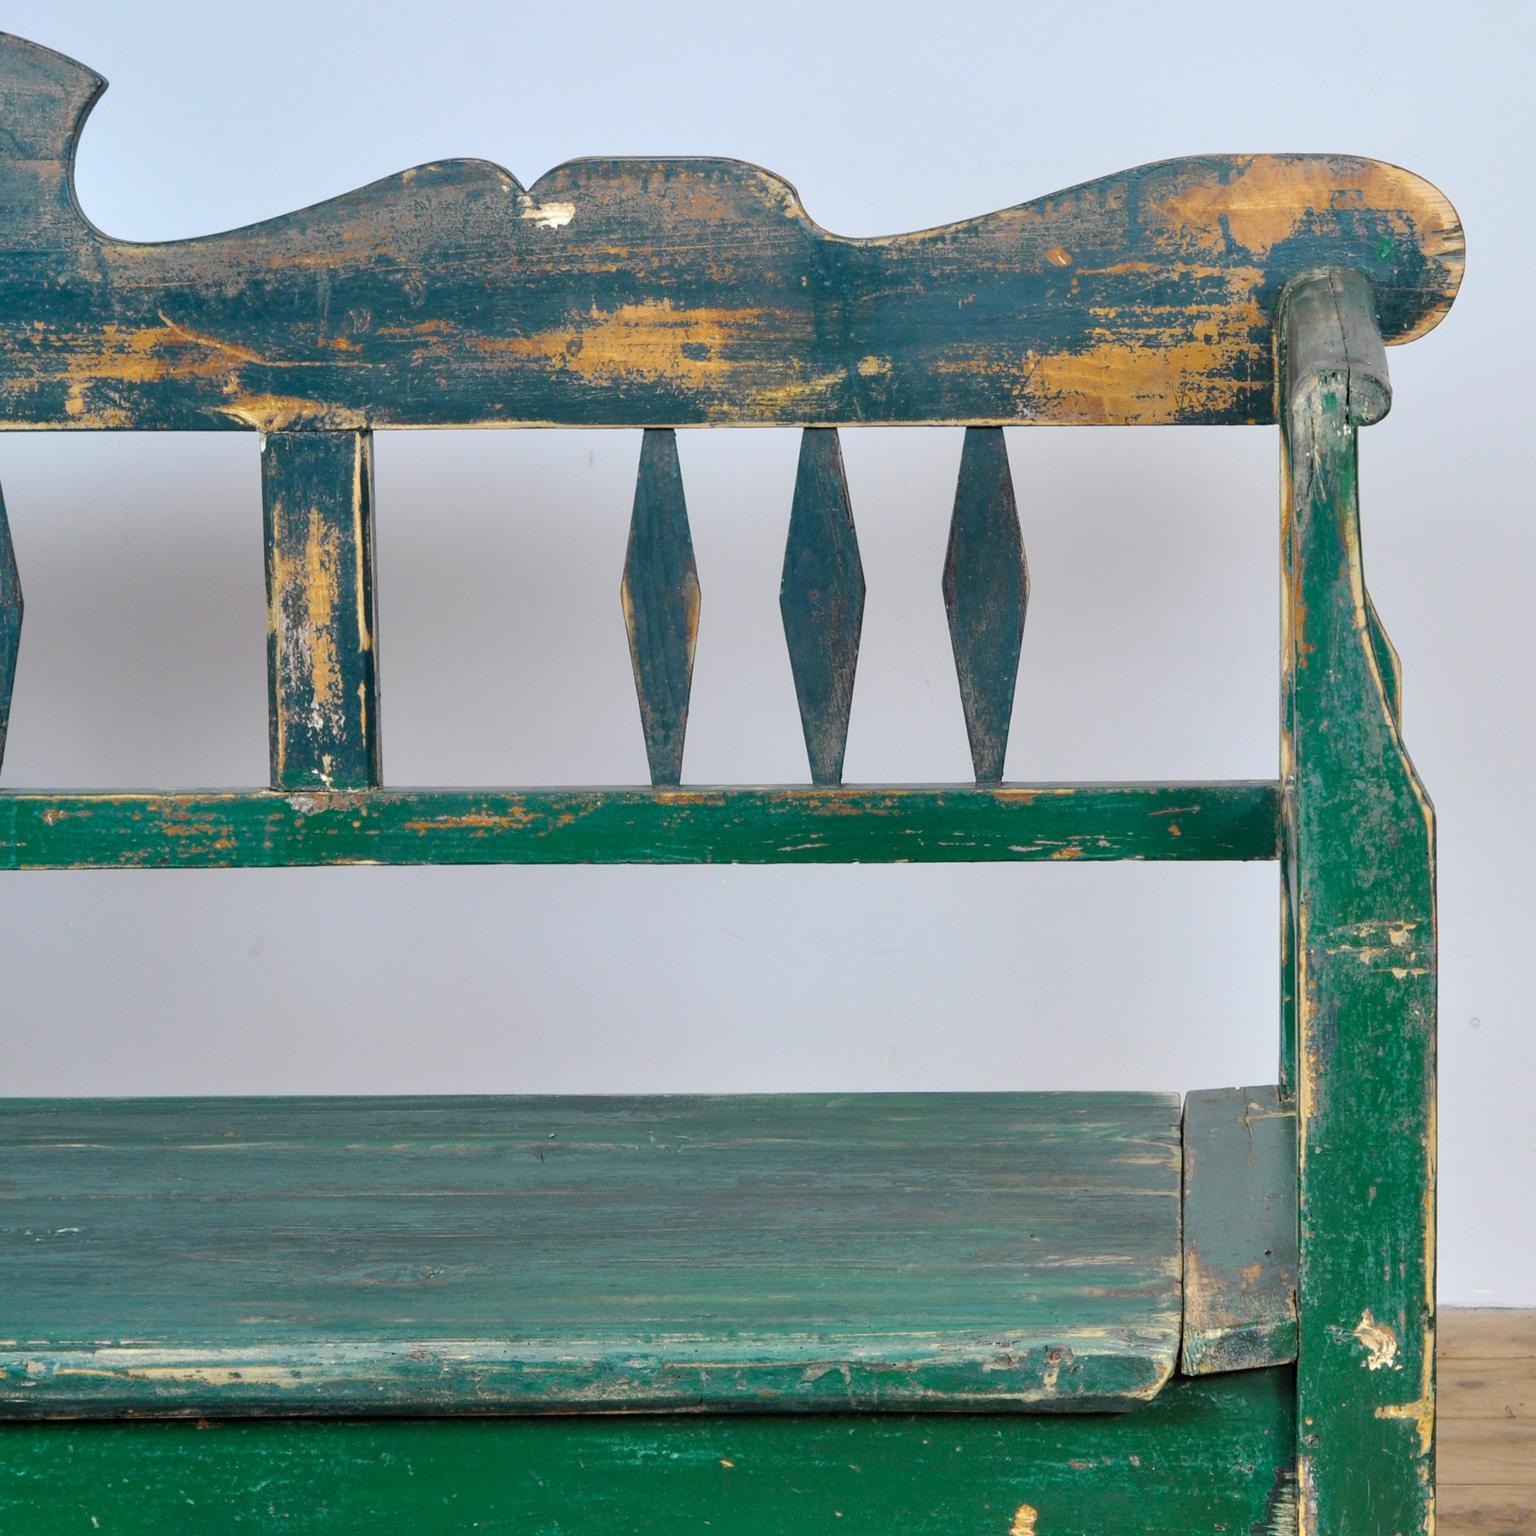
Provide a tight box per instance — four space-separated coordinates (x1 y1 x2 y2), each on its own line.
0 31 1461 1536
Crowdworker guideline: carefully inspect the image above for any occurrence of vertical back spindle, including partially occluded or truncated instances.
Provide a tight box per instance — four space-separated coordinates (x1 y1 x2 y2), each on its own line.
0 481 20 778
943 426 1027 783
262 431 380 792
780 428 865 785
621 429 699 786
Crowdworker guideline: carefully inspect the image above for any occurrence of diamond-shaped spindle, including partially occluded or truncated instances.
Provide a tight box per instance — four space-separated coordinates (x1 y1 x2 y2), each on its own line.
943 427 1028 782
781 429 865 785
0 480 21 779
621 429 700 786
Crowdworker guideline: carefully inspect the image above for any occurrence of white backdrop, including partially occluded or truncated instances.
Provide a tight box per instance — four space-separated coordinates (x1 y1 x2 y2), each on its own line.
0 0 1529 1304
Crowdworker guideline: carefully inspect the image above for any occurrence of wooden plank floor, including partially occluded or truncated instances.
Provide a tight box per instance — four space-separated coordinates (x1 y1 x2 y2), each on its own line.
1441 1310 1535 1534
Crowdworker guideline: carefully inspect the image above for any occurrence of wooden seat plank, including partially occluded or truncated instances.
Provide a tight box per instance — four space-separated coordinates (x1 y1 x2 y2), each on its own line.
0 1092 1183 1418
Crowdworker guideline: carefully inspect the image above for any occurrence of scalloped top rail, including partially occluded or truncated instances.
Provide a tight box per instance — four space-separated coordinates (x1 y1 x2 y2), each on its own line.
0 34 1463 432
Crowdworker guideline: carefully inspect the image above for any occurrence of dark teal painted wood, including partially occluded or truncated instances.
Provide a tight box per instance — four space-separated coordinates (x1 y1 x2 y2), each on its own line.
621 428 699 785
1279 270 1436 1536
944 427 1028 783
0 1370 1297 1536
0 1092 1183 1417
0 478 18 778
781 430 864 784
0 36 1463 432
1180 1086 1298 1375
261 430 380 791
0 782 1282 869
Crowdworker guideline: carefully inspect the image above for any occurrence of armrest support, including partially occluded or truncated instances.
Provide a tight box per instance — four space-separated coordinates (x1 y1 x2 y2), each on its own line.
1278 267 1436 1536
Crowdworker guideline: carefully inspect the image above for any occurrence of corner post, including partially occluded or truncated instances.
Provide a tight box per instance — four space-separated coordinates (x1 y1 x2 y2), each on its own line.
1279 270 1436 1536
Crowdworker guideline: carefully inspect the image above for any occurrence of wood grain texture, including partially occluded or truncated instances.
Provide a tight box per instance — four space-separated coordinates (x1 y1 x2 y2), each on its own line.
0 1369 1297 1536
1280 271 1437 1536
1438 1310 1536 1536
781 430 864 783
621 428 699 784
1180 1086 1298 1375
0 781 1281 869
261 431 379 791
944 427 1028 782
0 34 1463 432
1437 1423 1536 1489
1440 1489 1536 1536
0 1093 1183 1417
1441 1313 1536 1362
0 478 18 778
1438 1359 1534 1423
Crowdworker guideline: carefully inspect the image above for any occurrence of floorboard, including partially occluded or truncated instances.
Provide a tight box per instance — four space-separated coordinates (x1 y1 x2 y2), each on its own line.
1440 1309 1535 1534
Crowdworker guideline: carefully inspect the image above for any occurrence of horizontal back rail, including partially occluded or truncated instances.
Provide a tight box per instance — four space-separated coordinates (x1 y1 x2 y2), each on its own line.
0 783 1278 870
0 35 1462 432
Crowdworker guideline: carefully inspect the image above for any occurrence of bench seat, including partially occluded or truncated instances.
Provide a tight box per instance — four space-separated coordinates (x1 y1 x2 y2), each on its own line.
0 1092 1185 1417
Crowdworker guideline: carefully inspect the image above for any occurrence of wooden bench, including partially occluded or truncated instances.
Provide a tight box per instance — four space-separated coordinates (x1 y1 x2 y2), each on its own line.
0 30 1462 1536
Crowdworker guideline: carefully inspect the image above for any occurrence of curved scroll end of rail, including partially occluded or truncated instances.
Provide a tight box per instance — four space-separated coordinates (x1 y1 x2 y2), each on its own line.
1277 269 1392 426
0 33 105 250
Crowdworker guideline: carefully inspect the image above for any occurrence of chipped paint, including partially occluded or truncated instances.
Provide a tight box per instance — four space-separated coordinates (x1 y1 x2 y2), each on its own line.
0 784 1280 870
1009 1504 1039 1536
1281 270 1439 1536
0 50 1465 434
262 432 379 791
1351 1310 1400 1371
520 198 575 230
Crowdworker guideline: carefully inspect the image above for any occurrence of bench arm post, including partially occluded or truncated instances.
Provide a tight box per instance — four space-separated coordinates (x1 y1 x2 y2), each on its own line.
1278 268 1436 1536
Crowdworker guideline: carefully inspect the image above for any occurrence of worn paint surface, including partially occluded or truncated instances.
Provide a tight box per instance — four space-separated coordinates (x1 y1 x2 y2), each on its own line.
0 478 18 777
621 428 699 784
0 36 1461 432
0 781 1280 869
1278 271 1437 1536
0 1369 1295 1534
0 1093 1182 1416
781 430 864 783
1180 1086 1298 1375
0 24 1464 1523
944 427 1028 782
261 431 379 791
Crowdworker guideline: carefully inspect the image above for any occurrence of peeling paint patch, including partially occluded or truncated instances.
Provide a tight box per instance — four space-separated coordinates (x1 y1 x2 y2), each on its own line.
520 199 575 230
1351 1309 1399 1371
1009 1504 1038 1536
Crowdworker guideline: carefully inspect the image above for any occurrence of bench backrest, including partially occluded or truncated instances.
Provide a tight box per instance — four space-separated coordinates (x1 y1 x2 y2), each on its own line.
0 29 1462 852
0 33 1465 1536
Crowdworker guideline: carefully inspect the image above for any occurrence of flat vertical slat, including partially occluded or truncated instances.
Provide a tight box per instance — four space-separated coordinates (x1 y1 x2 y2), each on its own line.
262 430 380 791
943 426 1028 782
621 429 699 786
0 480 20 778
780 429 864 785
1280 270 1434 1536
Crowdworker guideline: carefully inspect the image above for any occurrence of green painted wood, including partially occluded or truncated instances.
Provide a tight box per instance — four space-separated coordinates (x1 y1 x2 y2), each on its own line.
0 781 1280 870
1279 270 1436 1536
1180 1086 1298 1376
621 428 699 785
0 1092 1182 1417
0 478 18 778
782 430 864 784
0 35 1462 432
944 427 1028 783
1365 591 1403 731
261 430 380 791
0 1369 1296 1536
